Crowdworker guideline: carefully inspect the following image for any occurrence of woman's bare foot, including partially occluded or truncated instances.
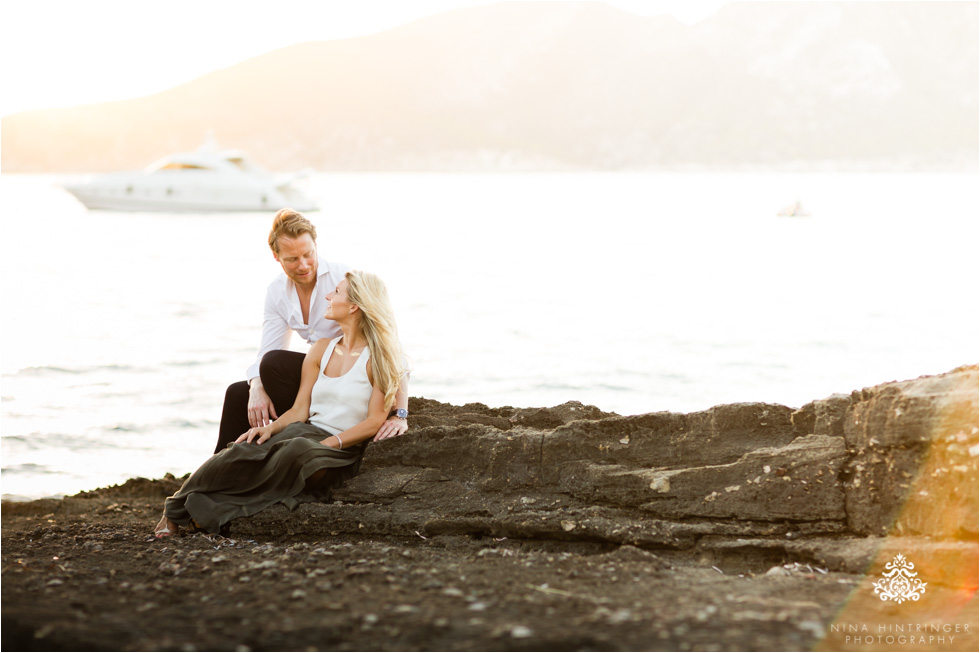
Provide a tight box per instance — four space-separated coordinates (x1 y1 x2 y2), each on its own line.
154 513 178 538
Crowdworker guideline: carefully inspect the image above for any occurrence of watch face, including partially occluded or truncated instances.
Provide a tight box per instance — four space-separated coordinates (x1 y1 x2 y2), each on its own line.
396 409 409 419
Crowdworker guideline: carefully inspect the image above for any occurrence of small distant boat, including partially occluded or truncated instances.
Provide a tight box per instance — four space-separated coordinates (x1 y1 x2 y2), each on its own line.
61 142 317 212
777 201 810 217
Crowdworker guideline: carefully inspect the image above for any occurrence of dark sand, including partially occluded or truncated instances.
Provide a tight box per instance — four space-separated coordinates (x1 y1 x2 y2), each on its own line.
3 477 976 652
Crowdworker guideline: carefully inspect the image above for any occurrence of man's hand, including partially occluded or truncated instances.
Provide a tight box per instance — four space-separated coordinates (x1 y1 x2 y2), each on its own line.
247 380 279 428
373 419 408 442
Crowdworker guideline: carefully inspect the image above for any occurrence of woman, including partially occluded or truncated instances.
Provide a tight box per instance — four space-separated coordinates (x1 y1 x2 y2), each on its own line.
154 270 406 536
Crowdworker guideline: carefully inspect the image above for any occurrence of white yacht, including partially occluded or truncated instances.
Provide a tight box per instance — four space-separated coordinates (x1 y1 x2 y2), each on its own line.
777 200 810 217
61 144 318 212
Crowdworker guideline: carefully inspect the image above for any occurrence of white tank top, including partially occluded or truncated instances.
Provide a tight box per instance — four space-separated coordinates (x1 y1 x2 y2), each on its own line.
308 337 373 436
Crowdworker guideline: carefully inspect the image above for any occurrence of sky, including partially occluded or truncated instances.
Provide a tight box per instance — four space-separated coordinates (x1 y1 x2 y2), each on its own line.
0 0 730 118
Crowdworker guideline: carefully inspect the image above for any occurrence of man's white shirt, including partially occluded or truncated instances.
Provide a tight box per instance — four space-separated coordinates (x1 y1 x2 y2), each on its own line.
247 257 352 381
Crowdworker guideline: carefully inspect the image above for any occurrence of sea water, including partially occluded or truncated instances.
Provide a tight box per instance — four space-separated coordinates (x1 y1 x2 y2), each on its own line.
1 171 977 499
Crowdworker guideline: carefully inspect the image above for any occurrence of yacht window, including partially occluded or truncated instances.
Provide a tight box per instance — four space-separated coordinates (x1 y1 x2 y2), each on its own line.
157 163 211 171
227 157 260 172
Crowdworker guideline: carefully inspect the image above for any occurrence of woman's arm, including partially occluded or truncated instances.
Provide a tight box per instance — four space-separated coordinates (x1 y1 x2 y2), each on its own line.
320 384 388 449
373 375 409 441
320 359 388 449
237 339 328 444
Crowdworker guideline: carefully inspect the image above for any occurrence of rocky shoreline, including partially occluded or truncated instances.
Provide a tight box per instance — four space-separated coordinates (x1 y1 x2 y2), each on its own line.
3 366 977 651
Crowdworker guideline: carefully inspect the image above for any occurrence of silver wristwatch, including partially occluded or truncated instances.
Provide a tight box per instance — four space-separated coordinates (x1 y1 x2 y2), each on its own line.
394 408 409 420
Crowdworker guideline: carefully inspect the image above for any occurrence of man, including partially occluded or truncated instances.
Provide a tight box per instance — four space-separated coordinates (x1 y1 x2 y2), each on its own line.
214 208 409 452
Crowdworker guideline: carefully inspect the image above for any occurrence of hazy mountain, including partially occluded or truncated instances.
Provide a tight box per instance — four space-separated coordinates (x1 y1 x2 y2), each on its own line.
2 1 976 172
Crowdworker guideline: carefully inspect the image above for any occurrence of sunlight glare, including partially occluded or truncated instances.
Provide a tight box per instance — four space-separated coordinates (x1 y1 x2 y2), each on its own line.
0 0 727 116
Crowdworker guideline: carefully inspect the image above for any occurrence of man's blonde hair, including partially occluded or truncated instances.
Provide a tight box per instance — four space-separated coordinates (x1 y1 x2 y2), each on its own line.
268 208 317 255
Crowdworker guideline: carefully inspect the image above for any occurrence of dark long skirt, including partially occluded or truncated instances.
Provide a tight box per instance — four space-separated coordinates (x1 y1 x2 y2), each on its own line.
165 422 366 534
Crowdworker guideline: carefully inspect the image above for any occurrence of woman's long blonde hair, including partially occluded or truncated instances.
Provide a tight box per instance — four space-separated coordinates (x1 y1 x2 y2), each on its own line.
345 270 405 410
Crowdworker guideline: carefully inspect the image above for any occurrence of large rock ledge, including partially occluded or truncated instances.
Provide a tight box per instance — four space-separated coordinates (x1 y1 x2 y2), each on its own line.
238 365 976 566
2 366 977 652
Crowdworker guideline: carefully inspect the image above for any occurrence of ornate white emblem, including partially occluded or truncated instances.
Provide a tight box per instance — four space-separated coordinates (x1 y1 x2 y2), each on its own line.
872 553 927 603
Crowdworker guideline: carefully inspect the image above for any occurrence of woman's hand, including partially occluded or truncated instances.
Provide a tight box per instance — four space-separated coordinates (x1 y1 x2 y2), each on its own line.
235 424 276 445
373 418 408 441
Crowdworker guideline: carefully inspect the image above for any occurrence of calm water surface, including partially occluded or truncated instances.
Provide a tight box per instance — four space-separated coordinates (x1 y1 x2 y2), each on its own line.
2 171 977 499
